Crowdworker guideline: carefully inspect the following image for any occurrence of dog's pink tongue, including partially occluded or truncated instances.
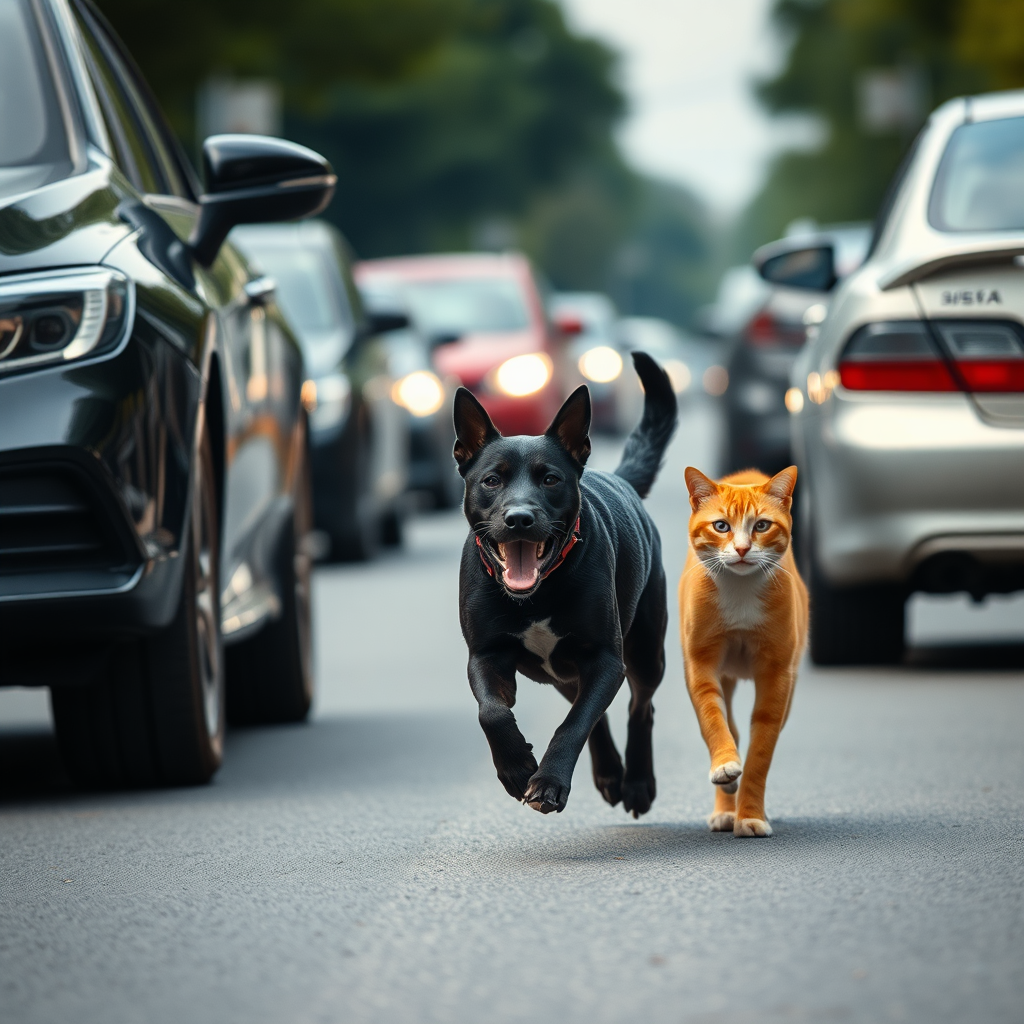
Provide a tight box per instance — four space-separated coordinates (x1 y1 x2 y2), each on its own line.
502 540 541 591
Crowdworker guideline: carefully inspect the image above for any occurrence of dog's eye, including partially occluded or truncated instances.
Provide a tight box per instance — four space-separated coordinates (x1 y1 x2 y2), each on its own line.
754 519 772 532
482 474 501 488
713 520 730 533
543 474 560 486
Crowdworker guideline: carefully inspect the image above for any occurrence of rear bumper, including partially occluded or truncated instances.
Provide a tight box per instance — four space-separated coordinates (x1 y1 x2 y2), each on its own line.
797 392 1024 589
472 380 563 436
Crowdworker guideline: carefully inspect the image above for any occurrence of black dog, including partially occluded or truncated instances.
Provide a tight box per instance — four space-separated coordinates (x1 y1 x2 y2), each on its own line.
454 352 677 816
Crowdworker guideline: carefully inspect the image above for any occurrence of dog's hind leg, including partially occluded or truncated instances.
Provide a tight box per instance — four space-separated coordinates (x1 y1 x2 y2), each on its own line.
553 680 623 807
621 566 668 818
469 649 538 802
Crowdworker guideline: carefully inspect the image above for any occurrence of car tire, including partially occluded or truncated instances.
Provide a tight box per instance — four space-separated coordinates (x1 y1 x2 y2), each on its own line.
809 551 906 666
380 502 405 547
51 428 225 787
225 440 314 725
330 434 379 561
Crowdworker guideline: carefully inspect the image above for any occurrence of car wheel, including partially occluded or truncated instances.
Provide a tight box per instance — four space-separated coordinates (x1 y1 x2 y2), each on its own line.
330 438 379 561
809 550 905 666
226 439 314 725
51 428 224 787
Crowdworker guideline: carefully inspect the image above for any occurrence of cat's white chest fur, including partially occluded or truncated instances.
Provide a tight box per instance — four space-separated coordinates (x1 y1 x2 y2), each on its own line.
714 573 767 631
518 618 563 679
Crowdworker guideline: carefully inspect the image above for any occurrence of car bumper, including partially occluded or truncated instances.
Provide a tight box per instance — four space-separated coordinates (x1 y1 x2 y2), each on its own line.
796 392 1024 588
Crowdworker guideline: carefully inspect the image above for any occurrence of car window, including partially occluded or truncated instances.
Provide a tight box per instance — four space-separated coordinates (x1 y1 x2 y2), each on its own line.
72 4 166 195
929 116 1024 232
401 278 531 336
0 0 74 198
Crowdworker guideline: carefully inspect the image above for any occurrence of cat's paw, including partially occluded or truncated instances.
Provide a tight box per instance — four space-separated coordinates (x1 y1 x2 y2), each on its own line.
734 817 772 837
707 811 735 832
709 761 742 787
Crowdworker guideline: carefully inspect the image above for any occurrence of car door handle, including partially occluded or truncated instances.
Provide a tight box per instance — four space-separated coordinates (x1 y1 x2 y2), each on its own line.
244 276 276 304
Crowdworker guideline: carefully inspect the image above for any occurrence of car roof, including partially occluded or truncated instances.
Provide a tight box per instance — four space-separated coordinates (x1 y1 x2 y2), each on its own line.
355 252 531 281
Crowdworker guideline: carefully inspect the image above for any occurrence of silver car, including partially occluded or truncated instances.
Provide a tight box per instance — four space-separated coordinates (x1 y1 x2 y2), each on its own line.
784 89 1024 665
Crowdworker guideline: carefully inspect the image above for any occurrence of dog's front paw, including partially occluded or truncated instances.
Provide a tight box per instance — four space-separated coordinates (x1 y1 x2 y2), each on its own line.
495 750 539 802
710 761 742 787
734 816 772 837
524 773 570 814
621 777 656 819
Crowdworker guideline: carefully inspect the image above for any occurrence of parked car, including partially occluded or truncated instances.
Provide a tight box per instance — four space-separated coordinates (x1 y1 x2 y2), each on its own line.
788 89 1024 665
354 253 569 436
353 274 462 509
231 222 411 557
722 223 872 476
0 0 336 785
549 291 636 433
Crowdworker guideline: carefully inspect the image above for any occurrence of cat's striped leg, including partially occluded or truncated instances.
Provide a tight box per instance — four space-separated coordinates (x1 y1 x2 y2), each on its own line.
685 660 742 790
708 782 736 831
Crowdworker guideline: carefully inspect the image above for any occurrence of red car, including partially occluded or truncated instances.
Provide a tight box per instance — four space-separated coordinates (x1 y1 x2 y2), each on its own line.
355 253 568 436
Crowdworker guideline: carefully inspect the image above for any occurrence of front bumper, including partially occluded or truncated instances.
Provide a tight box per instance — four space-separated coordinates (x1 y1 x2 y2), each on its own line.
797 391 1024 589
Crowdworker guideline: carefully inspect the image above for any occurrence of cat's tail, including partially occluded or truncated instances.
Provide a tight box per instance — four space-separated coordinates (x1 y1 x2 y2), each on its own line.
613 351 678 499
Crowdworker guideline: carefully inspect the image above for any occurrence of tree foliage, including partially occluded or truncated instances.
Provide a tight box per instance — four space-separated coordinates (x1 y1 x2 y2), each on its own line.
737 0 1024 255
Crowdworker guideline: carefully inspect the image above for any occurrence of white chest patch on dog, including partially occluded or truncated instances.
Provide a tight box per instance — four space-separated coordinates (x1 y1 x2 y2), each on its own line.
518 618 563 680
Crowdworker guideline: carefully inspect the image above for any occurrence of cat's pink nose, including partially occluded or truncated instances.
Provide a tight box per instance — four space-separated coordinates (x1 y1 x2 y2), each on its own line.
734 541 751 558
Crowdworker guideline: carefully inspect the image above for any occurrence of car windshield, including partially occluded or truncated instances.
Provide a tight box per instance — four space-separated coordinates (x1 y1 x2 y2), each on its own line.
401 277 530 335
929 116 1024 232
0 0 73 199
247 246 352 372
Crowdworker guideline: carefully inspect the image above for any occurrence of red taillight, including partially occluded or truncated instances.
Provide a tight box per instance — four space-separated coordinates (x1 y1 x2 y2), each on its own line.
746 310 779 345
837 319 1024 393
839 360 957 391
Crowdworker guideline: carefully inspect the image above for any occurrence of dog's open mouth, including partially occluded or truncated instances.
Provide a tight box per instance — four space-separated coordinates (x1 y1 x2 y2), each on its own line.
495 539 550 592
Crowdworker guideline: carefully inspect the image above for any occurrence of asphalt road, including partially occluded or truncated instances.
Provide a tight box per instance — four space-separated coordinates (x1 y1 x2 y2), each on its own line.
2 396 1023 1024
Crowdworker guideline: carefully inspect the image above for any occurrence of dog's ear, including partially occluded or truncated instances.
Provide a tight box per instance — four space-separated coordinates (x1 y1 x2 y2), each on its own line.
684 467 718 511
453 388 500 473
545 385 591 468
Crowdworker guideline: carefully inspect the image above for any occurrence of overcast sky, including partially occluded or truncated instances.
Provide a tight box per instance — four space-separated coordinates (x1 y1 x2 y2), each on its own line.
561 0 805 214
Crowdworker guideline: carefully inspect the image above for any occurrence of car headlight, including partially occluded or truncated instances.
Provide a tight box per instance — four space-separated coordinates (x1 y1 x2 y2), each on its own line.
0 269 131 375
304 372 351 433
578 345 623 383
392 370 445 417
492 352 552 397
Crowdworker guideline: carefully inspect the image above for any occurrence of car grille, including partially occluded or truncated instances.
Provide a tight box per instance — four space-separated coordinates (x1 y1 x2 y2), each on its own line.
0 470 127 575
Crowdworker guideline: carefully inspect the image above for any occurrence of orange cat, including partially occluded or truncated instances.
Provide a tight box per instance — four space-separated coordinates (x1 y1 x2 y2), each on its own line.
678 466 808 837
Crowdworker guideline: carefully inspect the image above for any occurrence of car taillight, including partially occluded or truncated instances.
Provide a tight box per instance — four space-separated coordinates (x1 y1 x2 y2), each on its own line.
746 310 781 345
933 321 1024 392
838 320 1024 393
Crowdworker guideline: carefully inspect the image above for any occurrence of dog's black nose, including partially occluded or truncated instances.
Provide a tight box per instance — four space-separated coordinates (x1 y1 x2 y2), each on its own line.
504 508 535 530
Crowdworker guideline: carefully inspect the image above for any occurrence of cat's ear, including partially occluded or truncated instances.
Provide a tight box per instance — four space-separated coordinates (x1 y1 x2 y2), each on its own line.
684 467 718 511
453 388 500 473
546 385 592 468
764 466 798 508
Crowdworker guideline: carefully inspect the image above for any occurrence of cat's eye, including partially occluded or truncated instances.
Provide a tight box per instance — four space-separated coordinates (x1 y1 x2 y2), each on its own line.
712 520 730 533
754 519 772 532
482 474 501 488
543 473 560 486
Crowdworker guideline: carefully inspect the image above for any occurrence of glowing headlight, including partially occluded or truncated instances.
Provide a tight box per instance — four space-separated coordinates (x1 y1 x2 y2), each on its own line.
663 358 691 393
0 268 131 375
308 372 351 433
392 370 445 417
578 345 623 383
492 352 552 397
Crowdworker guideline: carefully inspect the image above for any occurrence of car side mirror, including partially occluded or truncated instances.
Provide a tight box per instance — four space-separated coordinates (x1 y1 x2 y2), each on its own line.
755 243 836 292
189 135 337 267
367 311 410 335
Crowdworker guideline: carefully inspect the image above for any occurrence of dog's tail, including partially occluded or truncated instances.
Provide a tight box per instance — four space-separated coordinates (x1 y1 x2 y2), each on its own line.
613 351 678 499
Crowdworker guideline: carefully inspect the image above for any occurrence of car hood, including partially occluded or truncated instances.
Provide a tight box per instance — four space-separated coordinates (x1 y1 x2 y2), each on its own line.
432 330 544 386
0 157 134 276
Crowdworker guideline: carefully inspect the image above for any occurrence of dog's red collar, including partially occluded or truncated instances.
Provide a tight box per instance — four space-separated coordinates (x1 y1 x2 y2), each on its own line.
476 517 582 582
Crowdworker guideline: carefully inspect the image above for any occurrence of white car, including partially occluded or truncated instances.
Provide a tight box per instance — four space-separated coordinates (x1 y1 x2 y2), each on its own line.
784 89 1024 665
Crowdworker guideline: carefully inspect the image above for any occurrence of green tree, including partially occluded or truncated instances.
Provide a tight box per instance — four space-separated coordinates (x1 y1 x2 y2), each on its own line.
736 0 1024 256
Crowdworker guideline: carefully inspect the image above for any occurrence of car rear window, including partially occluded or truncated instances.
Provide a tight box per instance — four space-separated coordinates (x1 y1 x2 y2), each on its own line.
0 0 73 198
929 115 1024 232
401 278 531 336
